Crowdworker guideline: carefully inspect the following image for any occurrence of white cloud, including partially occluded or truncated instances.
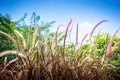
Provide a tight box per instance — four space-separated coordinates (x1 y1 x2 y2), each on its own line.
81 21 92 28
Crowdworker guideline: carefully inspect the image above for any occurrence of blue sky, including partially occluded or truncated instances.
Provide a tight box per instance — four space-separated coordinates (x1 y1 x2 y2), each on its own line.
0 0 120 42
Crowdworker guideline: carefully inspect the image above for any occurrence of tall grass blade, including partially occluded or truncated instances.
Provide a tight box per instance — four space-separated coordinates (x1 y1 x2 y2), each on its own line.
32 26 38 48
4 57 7 67
76 23 78 45
5 58 18 68
27 24 32 55
69 17 78 43
106 27 120 58
14 30 23 52
89 20 108 40
101 33 109 63
113 41 120 52
63 19 72 53
14 30 26 49
63 19 72 62
79 33 88 49
0 30 17 47
0 50 25 58
55 24 64 46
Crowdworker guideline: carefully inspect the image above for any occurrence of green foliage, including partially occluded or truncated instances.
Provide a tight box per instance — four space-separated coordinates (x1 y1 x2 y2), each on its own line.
0 13 16 52
0 13 57 64
111 53 120 67
81 32 120 67
65 43 75 54
0 14 17 63
93 33 107 56
111 44 120 66
95 33 120 66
